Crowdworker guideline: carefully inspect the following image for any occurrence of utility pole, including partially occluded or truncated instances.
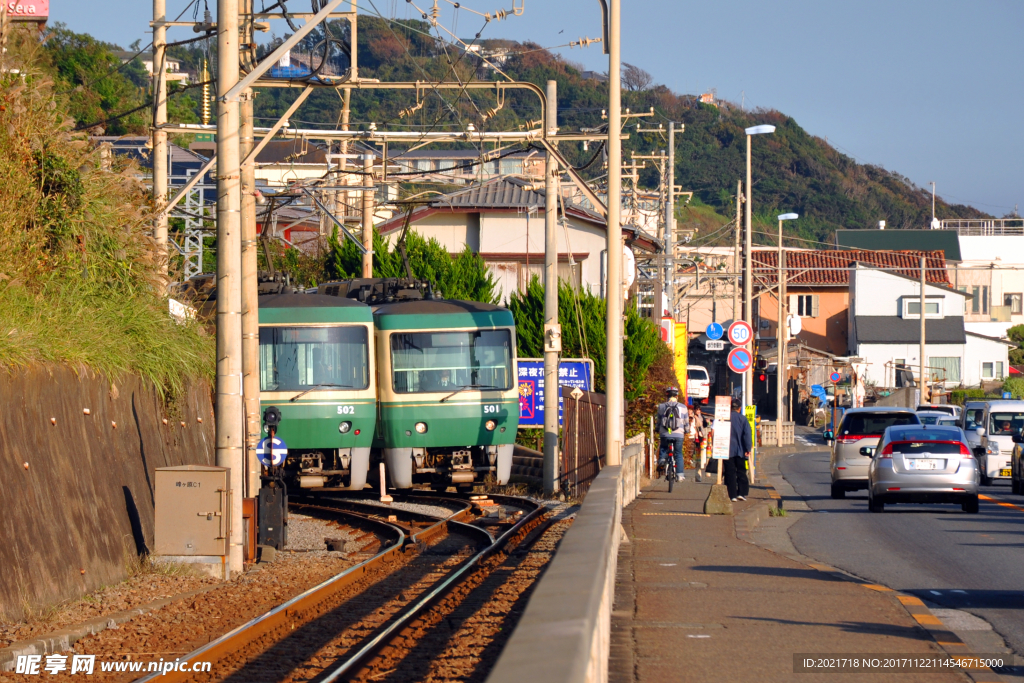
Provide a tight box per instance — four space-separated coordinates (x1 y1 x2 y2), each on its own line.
152 0 168 272
665 121 676 319
543 79 560 496
743 138 753 410
215 0 244 576
240 84 260 498
605 0 622 467
732 179 742 321
920 255 927 402
361 154 374 276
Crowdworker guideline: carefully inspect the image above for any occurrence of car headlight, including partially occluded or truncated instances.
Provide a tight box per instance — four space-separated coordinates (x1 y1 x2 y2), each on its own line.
415 422 428 434
485 420 497 431
986 442 1000 455
339 421 352 434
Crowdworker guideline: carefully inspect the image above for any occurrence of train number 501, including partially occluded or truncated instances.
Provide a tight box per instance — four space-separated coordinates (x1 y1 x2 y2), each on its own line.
483 405 500 414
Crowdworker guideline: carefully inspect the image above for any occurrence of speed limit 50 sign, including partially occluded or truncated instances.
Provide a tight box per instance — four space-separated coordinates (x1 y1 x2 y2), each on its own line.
727 320 753 346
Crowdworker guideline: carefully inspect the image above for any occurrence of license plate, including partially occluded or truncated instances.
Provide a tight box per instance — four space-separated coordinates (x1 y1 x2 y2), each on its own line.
908 459 942 470
1000 468 1011 477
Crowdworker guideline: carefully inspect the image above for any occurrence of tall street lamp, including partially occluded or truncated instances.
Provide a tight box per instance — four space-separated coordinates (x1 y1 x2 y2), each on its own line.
776 212 798 443
743 124 775 411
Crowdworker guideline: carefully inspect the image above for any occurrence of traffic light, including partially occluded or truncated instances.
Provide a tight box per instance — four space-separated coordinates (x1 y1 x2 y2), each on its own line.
759 373 767 382
755 356 767 371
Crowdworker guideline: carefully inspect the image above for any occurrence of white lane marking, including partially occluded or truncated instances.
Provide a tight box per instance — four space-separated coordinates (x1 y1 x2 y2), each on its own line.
687 635 712 638
660 563 677 567
930 590 942 595
952 590 967 594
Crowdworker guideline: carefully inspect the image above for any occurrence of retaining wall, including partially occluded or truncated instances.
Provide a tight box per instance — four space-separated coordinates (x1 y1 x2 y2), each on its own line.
487 438 643 683
0 365 215 621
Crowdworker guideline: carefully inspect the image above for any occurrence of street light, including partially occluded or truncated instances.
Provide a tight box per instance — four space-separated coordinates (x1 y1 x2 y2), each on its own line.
777 212 798 443
742 124 776 413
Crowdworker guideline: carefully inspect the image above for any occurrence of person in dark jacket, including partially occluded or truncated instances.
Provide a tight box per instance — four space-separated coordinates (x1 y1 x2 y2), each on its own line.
724 396 752 500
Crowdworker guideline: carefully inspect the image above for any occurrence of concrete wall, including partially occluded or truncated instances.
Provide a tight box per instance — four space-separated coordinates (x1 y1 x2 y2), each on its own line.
964 333 1011 386
855 342 965 386
0 366 215 621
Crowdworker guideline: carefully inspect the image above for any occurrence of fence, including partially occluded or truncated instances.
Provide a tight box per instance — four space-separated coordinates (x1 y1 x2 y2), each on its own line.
487 441 644 683
760 420 794 446
560 387 607 498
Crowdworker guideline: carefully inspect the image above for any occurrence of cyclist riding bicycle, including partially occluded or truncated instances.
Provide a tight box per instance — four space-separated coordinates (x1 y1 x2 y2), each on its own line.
657 386 688 482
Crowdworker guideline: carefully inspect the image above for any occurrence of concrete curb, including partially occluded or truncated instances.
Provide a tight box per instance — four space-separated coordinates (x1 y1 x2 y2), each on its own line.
737 458 1007 683
0 583 225 672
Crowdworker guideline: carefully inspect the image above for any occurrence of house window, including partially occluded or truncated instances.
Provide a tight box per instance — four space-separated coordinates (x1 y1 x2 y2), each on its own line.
971 286 989 314
981 361 1005 380
791 294 819 317
1004 293 1022 315
903 298 942 318
926 356 961 383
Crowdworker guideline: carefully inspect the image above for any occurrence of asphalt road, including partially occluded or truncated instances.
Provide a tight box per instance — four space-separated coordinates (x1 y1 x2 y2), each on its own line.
778 442 1024 662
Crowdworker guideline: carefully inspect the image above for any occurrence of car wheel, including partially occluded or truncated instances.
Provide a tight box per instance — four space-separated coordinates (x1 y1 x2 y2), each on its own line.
868 492 884 513
962 496 979 514
830 483 846 499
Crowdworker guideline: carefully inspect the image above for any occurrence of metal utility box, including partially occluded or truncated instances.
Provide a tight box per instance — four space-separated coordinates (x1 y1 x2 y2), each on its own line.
154 465 231 557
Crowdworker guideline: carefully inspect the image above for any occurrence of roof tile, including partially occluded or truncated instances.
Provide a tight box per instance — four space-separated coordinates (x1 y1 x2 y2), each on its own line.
752 249 950 286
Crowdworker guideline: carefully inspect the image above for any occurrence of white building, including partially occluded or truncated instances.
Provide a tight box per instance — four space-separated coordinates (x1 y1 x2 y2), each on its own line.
848 263 1009 388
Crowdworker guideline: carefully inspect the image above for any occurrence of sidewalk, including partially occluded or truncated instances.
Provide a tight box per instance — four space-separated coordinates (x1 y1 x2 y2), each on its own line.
609 463 977 683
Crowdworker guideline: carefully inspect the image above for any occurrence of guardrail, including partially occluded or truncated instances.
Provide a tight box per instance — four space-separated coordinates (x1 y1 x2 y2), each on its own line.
487 440 643 683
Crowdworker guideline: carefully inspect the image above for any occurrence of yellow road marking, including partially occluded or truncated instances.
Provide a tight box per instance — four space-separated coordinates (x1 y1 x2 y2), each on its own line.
861 584 893 592
979 494 1024 513
899 595 925 606
913 613 944 626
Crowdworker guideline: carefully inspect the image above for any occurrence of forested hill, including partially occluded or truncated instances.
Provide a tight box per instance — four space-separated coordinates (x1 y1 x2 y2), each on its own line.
45 17 987 246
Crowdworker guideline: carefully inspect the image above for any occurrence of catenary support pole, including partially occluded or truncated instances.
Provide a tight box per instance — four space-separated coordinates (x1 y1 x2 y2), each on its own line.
215 0 244 576
665 121 675 318
361 154 374 277
543 80 560 496
240 86 260 499
743 136 753 412
920 255 927 402
152 0 168 272
776 218 785 436
605 0 622 467
732 179 741 323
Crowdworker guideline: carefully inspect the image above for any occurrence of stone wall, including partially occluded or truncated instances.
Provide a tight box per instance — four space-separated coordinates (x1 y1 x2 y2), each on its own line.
0 365 214 621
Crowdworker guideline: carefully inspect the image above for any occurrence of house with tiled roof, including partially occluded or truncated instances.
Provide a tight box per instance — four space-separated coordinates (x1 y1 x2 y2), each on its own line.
374 176 661 302
751 248 951 355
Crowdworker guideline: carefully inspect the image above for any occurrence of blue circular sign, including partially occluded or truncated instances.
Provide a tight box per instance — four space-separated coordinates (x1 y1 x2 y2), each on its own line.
256 436 288 467
705 322 724 340
727 347 753 373
829 372 842 383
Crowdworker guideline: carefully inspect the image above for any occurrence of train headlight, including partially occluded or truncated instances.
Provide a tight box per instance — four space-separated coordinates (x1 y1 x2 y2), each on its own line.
485 420 497 431
415 422 428 434
339 421 352 434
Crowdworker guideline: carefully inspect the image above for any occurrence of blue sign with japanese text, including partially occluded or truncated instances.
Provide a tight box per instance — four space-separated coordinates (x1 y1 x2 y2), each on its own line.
518 359 594 427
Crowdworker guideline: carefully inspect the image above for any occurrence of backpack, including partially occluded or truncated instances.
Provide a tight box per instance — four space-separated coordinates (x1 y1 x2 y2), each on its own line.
661 403 684 432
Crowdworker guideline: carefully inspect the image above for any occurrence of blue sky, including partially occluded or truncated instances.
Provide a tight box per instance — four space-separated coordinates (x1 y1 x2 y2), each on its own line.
52 0 1023 217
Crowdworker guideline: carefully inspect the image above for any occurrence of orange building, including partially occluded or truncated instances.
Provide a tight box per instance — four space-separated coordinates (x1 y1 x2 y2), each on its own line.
751 249 951 356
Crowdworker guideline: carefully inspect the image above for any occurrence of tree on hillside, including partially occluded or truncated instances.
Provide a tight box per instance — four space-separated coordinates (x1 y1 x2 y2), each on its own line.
622 63 653 91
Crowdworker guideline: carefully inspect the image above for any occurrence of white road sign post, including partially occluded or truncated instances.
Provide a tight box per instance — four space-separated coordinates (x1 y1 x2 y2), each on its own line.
711 395 732 485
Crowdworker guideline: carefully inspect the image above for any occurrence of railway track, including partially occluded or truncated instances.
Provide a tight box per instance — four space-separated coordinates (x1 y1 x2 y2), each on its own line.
136 493 553 683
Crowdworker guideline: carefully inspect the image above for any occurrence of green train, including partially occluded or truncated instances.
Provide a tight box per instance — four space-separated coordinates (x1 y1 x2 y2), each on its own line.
258 279 517 491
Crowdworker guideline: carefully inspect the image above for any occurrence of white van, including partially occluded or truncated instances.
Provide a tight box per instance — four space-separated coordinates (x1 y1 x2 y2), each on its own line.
686 366 710 402
976 400 1024 485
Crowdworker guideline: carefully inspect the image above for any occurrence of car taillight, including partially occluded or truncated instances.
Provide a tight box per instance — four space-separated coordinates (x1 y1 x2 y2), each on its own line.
959 443 972 458
836 434 867 444
879 443 893 458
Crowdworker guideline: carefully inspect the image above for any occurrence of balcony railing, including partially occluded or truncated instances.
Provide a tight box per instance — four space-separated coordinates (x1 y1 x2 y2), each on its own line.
938 218 1024 236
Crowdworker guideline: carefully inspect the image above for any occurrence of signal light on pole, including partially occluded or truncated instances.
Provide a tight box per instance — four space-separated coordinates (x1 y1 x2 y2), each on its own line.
759 373 767 382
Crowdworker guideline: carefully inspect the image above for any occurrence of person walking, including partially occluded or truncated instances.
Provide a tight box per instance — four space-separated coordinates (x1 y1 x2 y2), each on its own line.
690 404 706 482
723 396 752 501
656 387 688 482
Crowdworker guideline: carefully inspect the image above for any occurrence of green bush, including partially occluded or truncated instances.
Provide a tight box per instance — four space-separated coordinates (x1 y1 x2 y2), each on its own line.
1002 377 1024 400
507 277 666 403
949 389 987 405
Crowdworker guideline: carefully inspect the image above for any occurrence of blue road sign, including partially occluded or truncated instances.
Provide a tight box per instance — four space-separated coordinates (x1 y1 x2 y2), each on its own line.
727 347 753 374
518 359 594 428
1003 391 1013 399
829 372 842 383
705 322 724 340
256 436 288 467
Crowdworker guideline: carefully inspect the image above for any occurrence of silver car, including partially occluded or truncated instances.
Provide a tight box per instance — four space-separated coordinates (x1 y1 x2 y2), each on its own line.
867 425 979 513
917 410 952 425
827 407 920 499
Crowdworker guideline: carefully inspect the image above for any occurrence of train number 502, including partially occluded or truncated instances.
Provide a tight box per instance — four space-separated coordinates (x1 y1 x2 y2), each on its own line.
483 405 500 414
337 406 355 415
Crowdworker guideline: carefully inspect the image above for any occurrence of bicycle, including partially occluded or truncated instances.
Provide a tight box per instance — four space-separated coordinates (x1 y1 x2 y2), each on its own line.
665 455 678 493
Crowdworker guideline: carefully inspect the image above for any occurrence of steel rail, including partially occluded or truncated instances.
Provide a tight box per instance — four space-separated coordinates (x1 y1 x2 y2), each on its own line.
318 497 547 682
133 507 406 683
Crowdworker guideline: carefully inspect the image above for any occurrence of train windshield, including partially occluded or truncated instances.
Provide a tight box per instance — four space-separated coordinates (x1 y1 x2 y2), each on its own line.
259 326 369 392
391 329 513 394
